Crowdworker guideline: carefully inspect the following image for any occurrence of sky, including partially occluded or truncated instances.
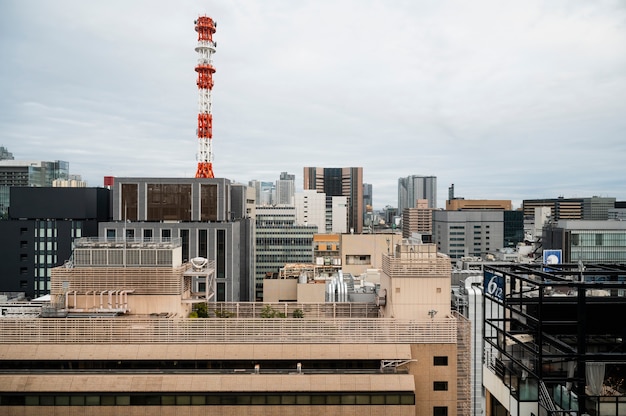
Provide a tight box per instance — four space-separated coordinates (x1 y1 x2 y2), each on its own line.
1 1 625 210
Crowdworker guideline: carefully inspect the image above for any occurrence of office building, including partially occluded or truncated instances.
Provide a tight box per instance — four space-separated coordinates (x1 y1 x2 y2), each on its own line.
523 196 616 221
402 199 433 242
433 210 504 259
363 183 373 225
98 177 255 302
303 167 363 234
275 172 295 206
0 157 69 218
0 187 110 298
542 219 626 263
398 175 437 213
483 263 626 416
255 206 317 300
294 190 348 234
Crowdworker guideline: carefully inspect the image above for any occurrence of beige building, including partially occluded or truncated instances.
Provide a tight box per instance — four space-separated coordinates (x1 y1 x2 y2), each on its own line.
446 199 512 211
0 237 469 416
340 233 403 277
402 199 434 240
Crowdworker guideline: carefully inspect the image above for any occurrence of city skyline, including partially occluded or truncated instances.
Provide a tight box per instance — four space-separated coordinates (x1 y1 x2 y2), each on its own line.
2 1 625 209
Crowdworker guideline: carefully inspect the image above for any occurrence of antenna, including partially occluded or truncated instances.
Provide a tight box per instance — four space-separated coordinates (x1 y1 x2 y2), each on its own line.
194 16 217 178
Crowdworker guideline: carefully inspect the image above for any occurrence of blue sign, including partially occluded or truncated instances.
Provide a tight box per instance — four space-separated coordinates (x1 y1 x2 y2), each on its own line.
484 271 504 300
543 249 562 265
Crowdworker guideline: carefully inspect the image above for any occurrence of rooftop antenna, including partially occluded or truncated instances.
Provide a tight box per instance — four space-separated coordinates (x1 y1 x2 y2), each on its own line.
194 16 217 178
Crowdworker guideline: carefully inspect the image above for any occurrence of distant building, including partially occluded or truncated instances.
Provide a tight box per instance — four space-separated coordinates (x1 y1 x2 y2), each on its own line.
402 199 433 242
275 172 295 206
398 175 437 213
294 190 348 234
248 180 275 206
98 177 254 302
363 183 373 224
255 206 317 300
523 196 616 220
0 158 69 218
303 167 363 234
542 219 626 263
0 187 110 298
446 199 512 211
433 210 505 259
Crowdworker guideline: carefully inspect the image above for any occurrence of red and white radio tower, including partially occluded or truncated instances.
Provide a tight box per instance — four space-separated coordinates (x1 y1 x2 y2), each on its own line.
194 16 217 178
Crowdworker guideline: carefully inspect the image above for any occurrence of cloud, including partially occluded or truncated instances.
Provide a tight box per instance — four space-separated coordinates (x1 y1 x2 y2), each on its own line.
1 0 625 209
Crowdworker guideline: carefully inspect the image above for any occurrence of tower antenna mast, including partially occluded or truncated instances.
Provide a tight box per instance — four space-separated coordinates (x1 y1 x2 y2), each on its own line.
194 16 217 178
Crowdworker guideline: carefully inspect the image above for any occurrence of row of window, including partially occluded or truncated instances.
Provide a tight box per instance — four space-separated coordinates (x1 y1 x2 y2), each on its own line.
0 392 415 407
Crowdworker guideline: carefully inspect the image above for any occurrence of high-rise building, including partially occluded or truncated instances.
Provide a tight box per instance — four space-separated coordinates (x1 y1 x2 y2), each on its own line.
397 175 437 213
275 172 295 206
303 167 363 234
255 206 317 300
0 158 70 218
0 187 110 298
363 183 373 225
402 199 433 242
294 190 347 234
98 177 255 302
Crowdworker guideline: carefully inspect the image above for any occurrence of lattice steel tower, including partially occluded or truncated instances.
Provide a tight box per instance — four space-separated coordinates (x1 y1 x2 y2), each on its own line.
194 16 217 178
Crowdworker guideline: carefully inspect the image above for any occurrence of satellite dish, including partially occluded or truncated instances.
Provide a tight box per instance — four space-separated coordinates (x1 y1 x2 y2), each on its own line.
191 257 208 269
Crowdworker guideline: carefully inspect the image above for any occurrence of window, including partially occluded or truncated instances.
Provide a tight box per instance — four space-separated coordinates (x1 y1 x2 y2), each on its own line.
434 406 448 416
433 381 448 391
433 356 448 366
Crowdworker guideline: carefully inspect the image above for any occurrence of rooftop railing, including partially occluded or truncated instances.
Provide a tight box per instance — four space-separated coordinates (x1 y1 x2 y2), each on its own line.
0 317 458 345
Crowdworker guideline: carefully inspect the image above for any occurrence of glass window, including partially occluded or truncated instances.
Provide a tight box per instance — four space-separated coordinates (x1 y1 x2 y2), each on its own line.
434 406 448 416
434 381 449 391
434 356 448 366
201 184 218 221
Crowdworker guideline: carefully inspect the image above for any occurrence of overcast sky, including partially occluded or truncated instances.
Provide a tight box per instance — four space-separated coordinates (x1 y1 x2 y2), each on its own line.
1 1 625 209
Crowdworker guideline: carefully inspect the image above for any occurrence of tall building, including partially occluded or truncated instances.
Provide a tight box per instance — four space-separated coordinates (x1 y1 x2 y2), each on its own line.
0 187 110 298
402 199 433 242
303 167 363 234
275 172 295 206
98 177 255 302
294 190 348 234
0 158 69 218
398 175 437 213
523 196 616 221
255 206 317 300
363 183 373 225
248 180 275 206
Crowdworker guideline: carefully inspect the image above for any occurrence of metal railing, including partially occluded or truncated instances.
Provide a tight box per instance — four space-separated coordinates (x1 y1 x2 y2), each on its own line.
0 317 458 344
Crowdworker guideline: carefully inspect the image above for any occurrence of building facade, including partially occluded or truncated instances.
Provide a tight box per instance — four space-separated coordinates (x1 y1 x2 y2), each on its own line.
402 199 433 242
0 237 470 416
255 206 318 300
398 175 437 213
542 219 626 263
0 158 70 218
303 167 363 234
433 210 504 259
483 263 626 416
99 177 255 302
275 171 295 206
523 196 616 221
0 187 110 298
